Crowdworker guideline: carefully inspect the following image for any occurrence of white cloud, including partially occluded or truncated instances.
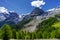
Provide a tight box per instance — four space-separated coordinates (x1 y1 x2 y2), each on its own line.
0 7 9 14
31 0 45 8
47 8 55 11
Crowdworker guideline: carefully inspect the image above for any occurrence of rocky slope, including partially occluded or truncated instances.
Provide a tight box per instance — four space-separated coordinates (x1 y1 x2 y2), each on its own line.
0 11 21 27
22 7 60 32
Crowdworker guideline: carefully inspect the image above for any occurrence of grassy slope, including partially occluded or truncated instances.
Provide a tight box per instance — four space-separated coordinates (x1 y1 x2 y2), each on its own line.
52 21 60 28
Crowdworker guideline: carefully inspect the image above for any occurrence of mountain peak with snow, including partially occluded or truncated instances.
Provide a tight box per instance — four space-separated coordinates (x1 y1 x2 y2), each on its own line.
47 8 55 12
0 7 9 14
47 6 60 12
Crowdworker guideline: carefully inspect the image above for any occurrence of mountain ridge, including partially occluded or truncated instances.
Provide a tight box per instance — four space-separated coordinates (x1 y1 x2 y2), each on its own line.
0 6 60 32
21 7 60 32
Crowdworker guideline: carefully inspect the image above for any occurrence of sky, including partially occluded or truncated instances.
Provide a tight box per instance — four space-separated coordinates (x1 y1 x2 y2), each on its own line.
0 0 60 15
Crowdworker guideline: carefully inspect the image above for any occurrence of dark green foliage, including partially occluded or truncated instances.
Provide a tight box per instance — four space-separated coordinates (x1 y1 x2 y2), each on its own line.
55 14 60 18
0 16 60 39
39 17 58 27
1 24 13 40
0 29 3 39
12 29 17 39
18 31 25 39
35 17 60 39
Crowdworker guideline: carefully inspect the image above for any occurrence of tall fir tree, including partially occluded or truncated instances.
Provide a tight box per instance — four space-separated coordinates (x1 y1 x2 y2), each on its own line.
1 24 13 40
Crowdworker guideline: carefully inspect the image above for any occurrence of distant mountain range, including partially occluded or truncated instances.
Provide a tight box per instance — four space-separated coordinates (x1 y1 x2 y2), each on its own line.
0 6 60 28
21 6 60 32
0 11 22 26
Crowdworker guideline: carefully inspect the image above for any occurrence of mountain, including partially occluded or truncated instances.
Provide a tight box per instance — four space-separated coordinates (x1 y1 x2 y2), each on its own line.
30 7 44 17
0 6 60 31
0 11 21 27
21 7 46 32
47 6 60 18
22 7 45 21
21 6 60 32
4 12 20 23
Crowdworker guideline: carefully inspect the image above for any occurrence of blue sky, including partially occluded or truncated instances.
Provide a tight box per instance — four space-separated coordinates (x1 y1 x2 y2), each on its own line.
0 0 60 14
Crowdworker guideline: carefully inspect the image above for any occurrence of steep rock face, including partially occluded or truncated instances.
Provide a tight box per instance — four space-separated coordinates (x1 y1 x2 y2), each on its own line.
22 7 45 22
30 7 44 17
22 7 60 32
6 12 20 24
47 6 60 18
0 11 21 27
22 7 45 32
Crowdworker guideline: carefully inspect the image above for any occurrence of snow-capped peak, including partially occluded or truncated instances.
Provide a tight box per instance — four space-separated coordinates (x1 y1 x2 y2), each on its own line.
19 15 22 18
0 7 9 14
47 6 60 12
47 8 55 12
9 11 15 12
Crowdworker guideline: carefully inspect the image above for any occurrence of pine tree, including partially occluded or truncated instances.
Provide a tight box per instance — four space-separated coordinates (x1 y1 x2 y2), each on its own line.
0 29 3 39
1 24 13 40
12 29 17 39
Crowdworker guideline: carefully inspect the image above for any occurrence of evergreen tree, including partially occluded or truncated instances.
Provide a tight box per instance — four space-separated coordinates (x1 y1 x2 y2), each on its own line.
18 31 25 39
1 24 13 40
0 29 3 39
12 29 17 39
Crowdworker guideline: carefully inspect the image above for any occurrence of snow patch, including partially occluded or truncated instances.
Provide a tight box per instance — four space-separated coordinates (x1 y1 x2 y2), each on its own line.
0 7 9 14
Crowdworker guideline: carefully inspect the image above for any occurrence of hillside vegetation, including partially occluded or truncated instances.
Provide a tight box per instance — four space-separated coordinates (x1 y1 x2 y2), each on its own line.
0 14 60 39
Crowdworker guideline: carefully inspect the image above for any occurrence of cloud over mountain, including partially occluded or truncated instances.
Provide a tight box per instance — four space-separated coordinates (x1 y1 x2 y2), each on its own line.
31 0 45 8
